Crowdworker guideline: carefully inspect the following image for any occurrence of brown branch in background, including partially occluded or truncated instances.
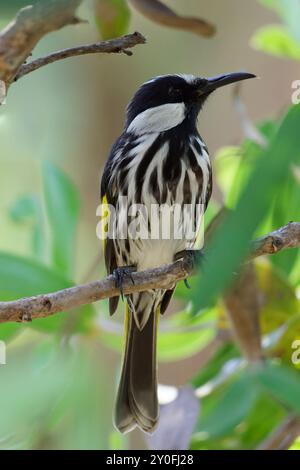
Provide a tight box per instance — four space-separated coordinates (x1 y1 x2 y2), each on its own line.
15 32 146 81
258 415 300 450
224 263 263 364
233 83 267 147
129 0 215 37
0 223 299 325
0 0 83 85
224 222 300 363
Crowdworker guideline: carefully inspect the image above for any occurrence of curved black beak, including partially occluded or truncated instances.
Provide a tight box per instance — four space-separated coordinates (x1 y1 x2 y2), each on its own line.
204 72 256 93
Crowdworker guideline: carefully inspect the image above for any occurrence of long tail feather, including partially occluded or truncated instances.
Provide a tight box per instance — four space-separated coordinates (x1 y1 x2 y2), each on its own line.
114 301 159 434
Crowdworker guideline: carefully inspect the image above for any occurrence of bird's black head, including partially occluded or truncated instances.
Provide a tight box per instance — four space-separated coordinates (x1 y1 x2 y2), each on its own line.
125 72 256 134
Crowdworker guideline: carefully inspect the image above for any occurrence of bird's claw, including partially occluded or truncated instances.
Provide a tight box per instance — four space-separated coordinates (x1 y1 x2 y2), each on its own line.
175 249 205 290
113 266 136 300
184 249 206 270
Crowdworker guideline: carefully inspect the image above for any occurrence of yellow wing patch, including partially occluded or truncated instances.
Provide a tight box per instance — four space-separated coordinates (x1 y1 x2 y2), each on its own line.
99 194 110 251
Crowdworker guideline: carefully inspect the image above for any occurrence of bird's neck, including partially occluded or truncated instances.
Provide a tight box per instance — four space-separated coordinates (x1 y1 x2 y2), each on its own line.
126 103 199 139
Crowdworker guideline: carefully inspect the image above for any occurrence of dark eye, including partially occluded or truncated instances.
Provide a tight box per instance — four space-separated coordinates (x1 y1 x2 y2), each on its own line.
168 87 182 99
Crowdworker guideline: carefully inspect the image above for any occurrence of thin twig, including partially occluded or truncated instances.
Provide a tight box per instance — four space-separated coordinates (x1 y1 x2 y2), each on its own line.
0 223 299 324
233 83 267 147
251 222 300 258
0 258 192 324
0 0 83 85
258 415 300 450
15 32 146 81
224 263 263 364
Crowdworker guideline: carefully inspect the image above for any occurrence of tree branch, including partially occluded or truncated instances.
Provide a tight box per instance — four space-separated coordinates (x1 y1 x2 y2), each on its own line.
0 258 191 324
223 222 300 364
0 0 83 85
0 222 299 324
224 263 263 364
258 415 300 450
251 222 300 258
129 0 215 37
15 32 146 81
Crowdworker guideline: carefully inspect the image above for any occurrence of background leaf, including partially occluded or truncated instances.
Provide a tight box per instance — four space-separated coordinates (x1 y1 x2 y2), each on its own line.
94 0 130 39
196 372 258 439
255 362 300 412
43 161 80 278
0 252 72 333
259 0 300 43
251 25 300 60
9 195 45 262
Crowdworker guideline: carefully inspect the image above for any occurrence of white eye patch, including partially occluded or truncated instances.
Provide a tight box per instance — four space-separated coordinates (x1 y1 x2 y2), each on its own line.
127 102 186 134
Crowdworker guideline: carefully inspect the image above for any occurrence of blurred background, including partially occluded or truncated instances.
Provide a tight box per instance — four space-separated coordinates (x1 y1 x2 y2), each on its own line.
0 0 300 450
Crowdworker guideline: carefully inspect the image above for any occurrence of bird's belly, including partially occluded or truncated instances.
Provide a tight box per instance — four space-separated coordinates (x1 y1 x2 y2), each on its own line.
114 198 200 271
112 136 210 270
132 238 187 271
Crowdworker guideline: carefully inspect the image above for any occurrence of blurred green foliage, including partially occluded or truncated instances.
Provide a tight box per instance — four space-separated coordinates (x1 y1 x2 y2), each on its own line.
252 0 300 59
191 105 300 310
94 0 131 39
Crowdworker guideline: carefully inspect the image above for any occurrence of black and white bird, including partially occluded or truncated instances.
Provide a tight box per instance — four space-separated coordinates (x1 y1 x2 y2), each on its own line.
100 72 255 434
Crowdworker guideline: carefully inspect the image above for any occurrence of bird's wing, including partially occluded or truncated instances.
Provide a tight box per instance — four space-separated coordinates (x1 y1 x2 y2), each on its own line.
100 136 126 315
205 168 213 211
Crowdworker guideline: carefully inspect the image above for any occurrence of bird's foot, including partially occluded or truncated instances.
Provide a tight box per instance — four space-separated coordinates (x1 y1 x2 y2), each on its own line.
113 266 136 300
174 249 205 289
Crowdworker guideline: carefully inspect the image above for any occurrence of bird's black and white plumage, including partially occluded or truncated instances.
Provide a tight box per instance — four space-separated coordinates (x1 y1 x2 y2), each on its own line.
100 72 255 434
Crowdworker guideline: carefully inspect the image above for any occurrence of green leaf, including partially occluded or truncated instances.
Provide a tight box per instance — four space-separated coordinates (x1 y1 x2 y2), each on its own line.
251 25 300 60
54 347 111 449
109 431 128 450
191 344 238 388
259 0 281 10
214 146 242 201
0 340 110 449
191 390 285 450
290 437 300 450
259 0 300 43
43 161 80 277
94 0 130 39
239 392 286 449
0 252 72 333
269 165 300 281
0 252 96 334
9 195 45 262
255 362 300 412
197 372 258 439
192 105 300 311
281 0 300 43
157 322 215 362
255 264 300 364
0 252 71 299
0 323 23 342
